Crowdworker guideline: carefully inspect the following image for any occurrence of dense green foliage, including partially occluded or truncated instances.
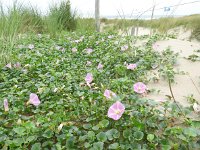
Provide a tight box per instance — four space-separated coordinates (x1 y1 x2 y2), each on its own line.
0 33 200 149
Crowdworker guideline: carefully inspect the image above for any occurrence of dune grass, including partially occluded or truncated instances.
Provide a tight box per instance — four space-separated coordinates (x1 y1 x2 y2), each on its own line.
102 14 200 40
0 0 78 66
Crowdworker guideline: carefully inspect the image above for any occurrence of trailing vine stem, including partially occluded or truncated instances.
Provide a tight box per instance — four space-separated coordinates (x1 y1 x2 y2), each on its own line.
168 79 186 117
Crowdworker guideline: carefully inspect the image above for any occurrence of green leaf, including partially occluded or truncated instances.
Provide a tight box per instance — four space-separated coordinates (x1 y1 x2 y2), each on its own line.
84 142 91 148
13 127 26 136
183 128 197 137
134 131 144 141
42 129 53 138
92 126 99 131
92 142 104 150
83 124 92 129
123 129 132 138
99 119 109 128
87 131 96 141
108 143 119 149
31 143 41 150
147 134 154 142
106 129 120 140
24 122 36 130
25 136 37 143
96 132 107 142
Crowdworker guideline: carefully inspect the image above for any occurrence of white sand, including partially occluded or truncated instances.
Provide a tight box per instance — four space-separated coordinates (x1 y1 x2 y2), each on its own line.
148 38 200 107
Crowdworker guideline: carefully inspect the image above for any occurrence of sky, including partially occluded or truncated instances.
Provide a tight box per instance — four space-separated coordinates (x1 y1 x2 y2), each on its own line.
0 0 200 18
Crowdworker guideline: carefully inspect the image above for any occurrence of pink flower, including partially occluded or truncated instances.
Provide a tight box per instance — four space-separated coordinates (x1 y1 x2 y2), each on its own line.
121 45 128 51
108 35 113 39
86 61 92 66
72 47 77 52
97 63 103 70
86 48 93 54
104 89 116 99
28 44 34 50
13 62 21 68
107 101 125 120
127 63 137 70
85 73 93 85
5 63 12 69
133 82 147 94
4 99 9 112
153 43 159 50
29 93 41 106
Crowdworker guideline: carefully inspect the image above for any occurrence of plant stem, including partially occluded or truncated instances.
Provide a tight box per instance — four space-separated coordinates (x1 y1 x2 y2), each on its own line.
168 79 185 117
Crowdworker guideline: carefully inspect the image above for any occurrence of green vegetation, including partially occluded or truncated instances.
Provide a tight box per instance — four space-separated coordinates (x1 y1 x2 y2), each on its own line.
1 32 200 149
102 14 200 40
0 0 78 66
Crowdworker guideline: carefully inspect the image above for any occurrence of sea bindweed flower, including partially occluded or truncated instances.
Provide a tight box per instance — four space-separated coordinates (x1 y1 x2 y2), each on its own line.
72 47 77 53
121 45 128 51
152 43 159 50
108 35 113 39
28 93 41 106
97 63 103 70
13 62 21 68
4 99 9 112
86 61 92 66
193 103 200 113
5 63 12 69
127 63 137 70
104 89 116 99
85 73 93 86
107 101 125 120
133 82 147 94
28 44 34 50
86 48 93 54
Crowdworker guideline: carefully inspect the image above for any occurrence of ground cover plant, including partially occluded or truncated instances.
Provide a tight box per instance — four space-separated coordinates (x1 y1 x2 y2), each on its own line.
1 32 200 150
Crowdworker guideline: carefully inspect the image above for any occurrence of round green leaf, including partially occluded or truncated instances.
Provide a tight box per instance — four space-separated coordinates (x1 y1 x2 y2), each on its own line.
134 131 144 141
108 143 119 149
96 132 107 142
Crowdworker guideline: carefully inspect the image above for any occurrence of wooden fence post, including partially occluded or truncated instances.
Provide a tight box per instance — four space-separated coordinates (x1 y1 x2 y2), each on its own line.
95 0 100 32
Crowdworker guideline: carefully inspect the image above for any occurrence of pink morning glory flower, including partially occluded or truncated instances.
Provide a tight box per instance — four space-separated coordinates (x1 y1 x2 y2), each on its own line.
104 89 116 99
152 43 159 50
29 93 41 106
5 63 12 69
97 63 103 70
127 63 137 70
28 44 34 50
107 101 125 120
72 47 77 52
121 45 128 51
85 73 93 85
108 35 113 39
4 99 9 112
133 82 147 94
14 62 21 68
86 61 92 66
86 48 93 54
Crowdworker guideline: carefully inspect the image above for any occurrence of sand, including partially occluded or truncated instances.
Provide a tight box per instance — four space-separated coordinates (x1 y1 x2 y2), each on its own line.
147 37 200 107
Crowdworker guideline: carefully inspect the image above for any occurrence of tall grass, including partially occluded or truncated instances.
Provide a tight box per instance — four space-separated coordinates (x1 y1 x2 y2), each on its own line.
46 0 77 35
103 14 200 40
0 0 78 66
